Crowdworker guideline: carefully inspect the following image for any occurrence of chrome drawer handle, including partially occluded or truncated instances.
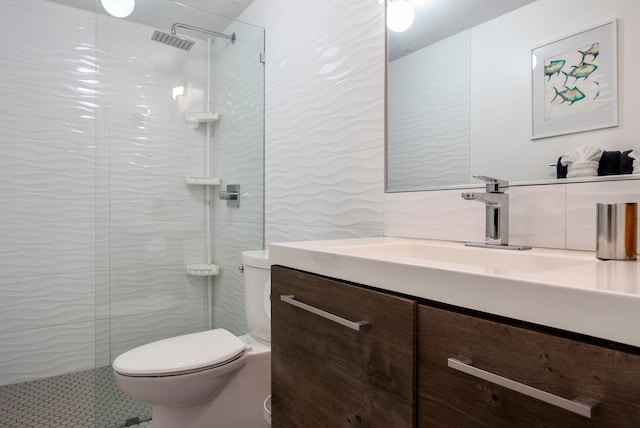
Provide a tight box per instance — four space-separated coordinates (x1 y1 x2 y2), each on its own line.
280 295 370 331
448 356 600 419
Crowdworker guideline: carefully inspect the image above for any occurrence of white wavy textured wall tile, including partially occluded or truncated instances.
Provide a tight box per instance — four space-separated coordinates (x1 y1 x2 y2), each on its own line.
0 171 95 224
265 149 383 232
0 0 99 385
103 17 211 358
0 222 96 278
211 221 264 335
0 321 95 387
108 136 173 177
0 4 96 70
108 221 206 271
298 148 384 230
109 309 206 362
294 64 385 160
0 272 95 335
265 223 383 245
265 161 304 226
206 21 265 333
94 268 205 321
105 22 208 90
0 60 96 121
240 0 385 245
108 175 206 223
169 127 209 177
106 266 206 319
0 114 95 173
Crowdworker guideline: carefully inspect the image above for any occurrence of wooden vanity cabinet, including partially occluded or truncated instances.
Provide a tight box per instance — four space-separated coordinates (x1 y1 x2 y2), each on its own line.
272 266 640 427
418 304 640 427
271 266 417 428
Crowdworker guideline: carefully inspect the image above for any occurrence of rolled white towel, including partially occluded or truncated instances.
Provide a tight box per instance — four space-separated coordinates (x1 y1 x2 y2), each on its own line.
566 161 599 178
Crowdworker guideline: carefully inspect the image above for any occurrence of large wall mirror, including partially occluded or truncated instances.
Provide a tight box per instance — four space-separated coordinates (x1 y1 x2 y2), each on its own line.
386 0 640 192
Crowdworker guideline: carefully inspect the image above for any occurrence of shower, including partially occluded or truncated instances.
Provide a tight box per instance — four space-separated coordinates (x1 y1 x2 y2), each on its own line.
151 22 236 51
0 0 264 426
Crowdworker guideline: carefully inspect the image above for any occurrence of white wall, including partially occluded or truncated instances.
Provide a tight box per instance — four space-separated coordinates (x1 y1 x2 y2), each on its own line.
239 0 386 244
471 0 640 182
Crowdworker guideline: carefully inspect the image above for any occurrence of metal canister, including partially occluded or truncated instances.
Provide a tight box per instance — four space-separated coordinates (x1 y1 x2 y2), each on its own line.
596 202 637 260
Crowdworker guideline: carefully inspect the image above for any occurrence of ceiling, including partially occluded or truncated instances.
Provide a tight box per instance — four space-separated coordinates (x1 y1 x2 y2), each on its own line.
48 0 536 63
389 0 536 61
47 0 256 32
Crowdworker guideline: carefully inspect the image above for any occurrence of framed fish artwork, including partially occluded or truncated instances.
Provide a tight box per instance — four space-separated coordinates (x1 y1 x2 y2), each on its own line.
531 20 617 139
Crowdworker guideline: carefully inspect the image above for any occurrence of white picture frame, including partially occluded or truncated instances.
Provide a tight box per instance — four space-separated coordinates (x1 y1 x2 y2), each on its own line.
531 19 617 140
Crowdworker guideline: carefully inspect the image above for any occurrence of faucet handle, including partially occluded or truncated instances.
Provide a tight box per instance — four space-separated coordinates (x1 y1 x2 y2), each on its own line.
473 175 509 193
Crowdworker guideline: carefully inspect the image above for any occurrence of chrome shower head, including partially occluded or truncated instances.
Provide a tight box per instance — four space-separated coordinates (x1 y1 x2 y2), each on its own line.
151 23 236 51
151 30 195 51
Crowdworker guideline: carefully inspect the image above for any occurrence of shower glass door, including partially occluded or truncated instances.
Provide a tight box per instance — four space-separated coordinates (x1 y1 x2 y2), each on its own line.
95 2 264 427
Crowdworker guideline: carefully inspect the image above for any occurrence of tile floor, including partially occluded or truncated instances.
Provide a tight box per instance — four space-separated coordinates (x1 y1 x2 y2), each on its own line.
0 366 151 428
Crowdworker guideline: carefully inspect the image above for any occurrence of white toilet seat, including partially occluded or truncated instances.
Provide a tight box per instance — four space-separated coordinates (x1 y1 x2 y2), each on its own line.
113 328 246 377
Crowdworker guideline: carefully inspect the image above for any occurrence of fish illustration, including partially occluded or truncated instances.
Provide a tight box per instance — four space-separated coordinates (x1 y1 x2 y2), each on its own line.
578 43 599 64
544 60 565 80
562 63 598 85
551 86 586 105
594 81 600 100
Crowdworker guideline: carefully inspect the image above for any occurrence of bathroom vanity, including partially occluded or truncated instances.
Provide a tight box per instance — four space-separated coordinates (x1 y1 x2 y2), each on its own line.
269 238 640 427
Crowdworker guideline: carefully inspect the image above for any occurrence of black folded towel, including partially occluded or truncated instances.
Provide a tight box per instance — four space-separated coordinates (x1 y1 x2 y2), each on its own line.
621 150 634 174
557 157 567 179
598 150 621 176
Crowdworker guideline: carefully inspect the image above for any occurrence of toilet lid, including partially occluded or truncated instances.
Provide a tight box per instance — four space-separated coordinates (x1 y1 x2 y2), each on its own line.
113 329 246 376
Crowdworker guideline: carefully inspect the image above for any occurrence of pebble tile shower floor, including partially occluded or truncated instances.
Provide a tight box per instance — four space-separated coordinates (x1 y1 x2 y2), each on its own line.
0 366 152 428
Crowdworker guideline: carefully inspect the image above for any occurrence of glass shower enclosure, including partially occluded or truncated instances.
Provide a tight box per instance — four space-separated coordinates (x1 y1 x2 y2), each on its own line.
0 0 264 426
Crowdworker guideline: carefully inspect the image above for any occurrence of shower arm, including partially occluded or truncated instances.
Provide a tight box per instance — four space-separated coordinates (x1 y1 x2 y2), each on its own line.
171 23 236 44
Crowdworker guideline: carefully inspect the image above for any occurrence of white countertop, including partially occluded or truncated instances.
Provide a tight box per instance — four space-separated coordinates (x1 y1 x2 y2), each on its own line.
269 237 640 348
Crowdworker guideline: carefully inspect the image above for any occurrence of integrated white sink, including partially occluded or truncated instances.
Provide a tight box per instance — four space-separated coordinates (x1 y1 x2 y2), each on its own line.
332 242 597 273
269 237 640 348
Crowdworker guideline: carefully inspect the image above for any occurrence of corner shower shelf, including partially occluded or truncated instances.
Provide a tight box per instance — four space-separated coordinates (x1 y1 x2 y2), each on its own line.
186 264 221 277
185 176 221 186
184 111 219 125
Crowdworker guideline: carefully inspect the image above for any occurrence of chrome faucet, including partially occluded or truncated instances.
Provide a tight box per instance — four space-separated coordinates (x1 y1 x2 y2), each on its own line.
461 175 531 250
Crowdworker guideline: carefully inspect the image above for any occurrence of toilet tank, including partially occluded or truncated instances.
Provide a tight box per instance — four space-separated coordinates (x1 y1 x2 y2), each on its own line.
241 250 271 343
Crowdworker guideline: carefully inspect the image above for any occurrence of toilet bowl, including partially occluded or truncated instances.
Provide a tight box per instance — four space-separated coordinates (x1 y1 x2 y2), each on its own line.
113 250 271 428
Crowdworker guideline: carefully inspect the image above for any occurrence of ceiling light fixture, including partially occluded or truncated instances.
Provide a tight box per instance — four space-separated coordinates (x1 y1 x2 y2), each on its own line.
387 0 415 33
101 0 135 18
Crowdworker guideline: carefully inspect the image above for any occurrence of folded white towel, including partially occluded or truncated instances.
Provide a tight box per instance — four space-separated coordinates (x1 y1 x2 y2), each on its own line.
628 147 640 161
560 145 603 166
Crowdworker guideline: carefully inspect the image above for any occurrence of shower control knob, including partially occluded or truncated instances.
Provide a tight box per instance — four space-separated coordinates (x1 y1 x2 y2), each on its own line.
219 184 240 208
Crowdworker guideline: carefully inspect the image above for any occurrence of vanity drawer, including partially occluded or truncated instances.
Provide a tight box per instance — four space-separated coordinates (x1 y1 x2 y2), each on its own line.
271 266 416 428
418 304 640 427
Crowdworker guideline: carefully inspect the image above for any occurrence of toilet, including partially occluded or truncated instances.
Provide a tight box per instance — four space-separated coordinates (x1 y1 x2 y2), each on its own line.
113 250 271 428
